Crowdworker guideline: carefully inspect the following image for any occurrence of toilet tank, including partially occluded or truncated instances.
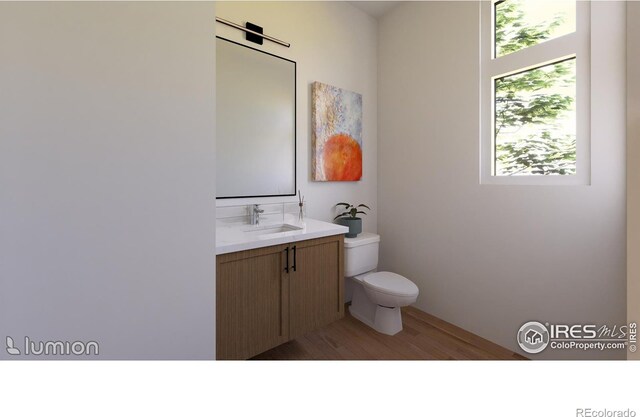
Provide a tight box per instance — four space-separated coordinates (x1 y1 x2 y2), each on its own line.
344 233 381 277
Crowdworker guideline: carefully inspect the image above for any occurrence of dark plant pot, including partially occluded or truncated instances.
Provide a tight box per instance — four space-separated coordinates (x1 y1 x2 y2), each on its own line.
336 217 362 238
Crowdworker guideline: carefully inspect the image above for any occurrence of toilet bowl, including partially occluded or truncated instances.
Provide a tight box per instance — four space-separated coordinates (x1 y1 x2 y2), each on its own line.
344 233 419 336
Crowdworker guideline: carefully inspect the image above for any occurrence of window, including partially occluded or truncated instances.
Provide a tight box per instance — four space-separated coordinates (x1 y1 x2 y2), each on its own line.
481 0 590 185
495 58 576 176
494 0 576 58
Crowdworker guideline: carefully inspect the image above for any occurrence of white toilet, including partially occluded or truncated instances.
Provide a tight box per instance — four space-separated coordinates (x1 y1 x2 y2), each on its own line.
344 233 419 336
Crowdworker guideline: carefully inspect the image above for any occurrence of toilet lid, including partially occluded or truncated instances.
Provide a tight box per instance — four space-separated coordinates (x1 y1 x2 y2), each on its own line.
363 272 419 297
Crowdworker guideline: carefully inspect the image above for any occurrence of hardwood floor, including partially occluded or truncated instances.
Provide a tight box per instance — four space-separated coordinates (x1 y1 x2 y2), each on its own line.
252 305 526 360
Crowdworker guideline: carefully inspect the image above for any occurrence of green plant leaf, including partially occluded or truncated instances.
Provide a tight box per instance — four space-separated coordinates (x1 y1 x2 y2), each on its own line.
335 202 371 219
333 212 349 220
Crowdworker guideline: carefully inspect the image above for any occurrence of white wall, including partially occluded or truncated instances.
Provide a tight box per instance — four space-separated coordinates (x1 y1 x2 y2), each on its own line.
0 2 216 359
215 1 378 232
628 1 640 361
378 1 626 359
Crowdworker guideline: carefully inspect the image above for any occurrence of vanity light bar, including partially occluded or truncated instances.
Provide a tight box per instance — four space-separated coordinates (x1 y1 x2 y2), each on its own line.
215 17 291 48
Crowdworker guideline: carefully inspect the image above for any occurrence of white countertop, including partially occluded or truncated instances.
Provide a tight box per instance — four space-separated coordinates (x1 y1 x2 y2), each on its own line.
216 218 348 255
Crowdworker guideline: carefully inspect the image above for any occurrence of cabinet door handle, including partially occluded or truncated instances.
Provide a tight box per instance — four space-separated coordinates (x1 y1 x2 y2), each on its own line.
284 247 289 273
292 245 297 272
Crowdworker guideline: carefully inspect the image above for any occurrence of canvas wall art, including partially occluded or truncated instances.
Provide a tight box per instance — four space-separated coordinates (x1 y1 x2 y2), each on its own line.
312 81 362 181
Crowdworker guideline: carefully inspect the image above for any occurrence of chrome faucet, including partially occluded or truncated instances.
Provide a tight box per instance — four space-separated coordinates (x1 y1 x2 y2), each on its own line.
249 204 264 225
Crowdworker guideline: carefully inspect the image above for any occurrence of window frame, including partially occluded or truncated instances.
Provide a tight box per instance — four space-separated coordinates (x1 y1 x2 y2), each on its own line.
480 0 591 185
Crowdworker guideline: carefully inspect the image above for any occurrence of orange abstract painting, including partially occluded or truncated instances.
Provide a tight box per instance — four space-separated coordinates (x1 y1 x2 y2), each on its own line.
312 82 362 181
322 133 362 181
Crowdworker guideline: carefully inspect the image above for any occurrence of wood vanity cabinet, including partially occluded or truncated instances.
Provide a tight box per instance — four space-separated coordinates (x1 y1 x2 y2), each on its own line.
288 236 344 339
216 234 344 360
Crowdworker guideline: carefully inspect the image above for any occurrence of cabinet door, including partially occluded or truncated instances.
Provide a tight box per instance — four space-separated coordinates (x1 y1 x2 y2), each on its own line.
216 244 289 360
289 235 344 339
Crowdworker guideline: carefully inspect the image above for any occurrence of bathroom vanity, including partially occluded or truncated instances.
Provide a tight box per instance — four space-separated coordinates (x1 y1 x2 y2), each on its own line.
216 218 348 360
214 37 345 359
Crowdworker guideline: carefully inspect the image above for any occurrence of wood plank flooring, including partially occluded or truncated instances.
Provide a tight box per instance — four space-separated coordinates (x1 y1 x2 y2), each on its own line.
252 305 526 360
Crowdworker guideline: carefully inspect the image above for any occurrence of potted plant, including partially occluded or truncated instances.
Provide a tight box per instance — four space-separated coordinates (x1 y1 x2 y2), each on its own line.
333 202 371 238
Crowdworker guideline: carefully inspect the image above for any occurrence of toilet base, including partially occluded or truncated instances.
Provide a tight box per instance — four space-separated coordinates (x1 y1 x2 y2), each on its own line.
349 279 403 336
349 305 403 336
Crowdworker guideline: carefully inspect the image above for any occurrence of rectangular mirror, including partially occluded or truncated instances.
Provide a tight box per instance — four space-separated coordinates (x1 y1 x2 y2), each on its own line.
216 37 296 199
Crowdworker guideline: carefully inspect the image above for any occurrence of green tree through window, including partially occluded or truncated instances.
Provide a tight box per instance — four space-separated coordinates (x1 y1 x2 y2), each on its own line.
493 0 576 176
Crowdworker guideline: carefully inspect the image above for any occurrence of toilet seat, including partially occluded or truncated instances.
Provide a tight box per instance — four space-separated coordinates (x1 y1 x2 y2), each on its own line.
363 271 419 297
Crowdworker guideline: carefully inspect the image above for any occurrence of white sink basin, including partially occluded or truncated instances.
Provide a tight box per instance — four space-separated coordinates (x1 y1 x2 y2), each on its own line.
243 224 303 236
216 218 348 255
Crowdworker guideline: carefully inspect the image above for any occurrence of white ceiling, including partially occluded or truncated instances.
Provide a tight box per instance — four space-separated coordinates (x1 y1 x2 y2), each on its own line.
348 1 403 19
